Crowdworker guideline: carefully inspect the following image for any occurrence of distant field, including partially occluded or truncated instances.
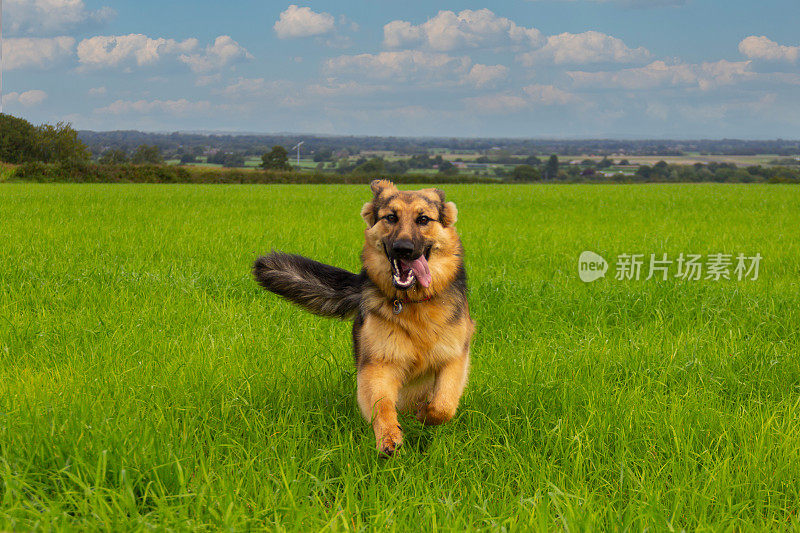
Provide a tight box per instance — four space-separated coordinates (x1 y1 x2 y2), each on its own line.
2 184 799 530
573 154 785 167
165 153 796 176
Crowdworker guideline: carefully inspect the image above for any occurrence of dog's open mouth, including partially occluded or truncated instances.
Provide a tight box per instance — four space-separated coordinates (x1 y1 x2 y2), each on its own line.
389 247 432 289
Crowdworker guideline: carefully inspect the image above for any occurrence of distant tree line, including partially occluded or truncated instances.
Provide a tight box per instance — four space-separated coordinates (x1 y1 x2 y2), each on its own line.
504 156 799 183
76 129 800 159
2 113 798 184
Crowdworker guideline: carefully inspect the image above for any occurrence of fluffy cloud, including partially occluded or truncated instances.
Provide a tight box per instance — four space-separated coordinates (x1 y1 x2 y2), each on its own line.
327 50 515 89
4 37 75 70
567 60 753 90
519 31 649 65
88 86 107 96
383 9 543 51
76 34 249 72
464 64 509 87
4 0 114 36
463 84 580 114
77 34 198 69
179 36 252 73
95 99 212 116
274 5 335 38
325 50 471 81
2 90 48 107
739 36 799 63
523 84 580 105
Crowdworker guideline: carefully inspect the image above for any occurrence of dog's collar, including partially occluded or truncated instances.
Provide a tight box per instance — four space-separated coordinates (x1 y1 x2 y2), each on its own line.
392 295 432 314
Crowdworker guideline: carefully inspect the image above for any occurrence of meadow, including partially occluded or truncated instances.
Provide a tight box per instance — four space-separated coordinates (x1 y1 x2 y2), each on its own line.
1 183 799 531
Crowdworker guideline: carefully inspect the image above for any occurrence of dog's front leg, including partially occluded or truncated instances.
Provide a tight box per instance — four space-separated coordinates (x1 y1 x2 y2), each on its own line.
417 350 470 426
357 362 404 456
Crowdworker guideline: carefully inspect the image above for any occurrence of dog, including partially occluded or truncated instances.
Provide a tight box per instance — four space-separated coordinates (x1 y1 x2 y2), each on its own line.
253 179 474 455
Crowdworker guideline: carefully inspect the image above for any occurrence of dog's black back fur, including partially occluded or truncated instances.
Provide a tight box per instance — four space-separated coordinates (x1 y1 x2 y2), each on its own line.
253 252 366 319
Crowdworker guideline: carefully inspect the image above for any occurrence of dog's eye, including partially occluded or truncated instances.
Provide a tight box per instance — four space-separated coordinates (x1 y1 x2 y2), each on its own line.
416 215 430 226
384 214 398 224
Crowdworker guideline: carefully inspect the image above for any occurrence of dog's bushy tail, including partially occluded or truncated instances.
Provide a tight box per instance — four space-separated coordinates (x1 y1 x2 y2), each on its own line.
253 251 363 319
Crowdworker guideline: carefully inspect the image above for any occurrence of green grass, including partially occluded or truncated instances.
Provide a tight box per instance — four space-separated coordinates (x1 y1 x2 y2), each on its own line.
2 183 800 531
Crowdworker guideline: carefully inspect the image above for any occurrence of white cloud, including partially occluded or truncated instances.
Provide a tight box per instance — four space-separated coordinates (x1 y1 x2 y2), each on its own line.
463 84 580 114
462 93 529 114
215 78 293 99
88 86 107 96
95 99 212 116
179 36 252 73
739 36 799 63
383 9 543 51
2 90 48 107
77 34 198 69
523 84 580 105
305 80 386 97
519 31 649 65
5 0 114 36
75 34 249 73
274 5 335 38
4 37 75 70
568 60 753 90
464 64 509 88
325 50 471 81
383 21 422 49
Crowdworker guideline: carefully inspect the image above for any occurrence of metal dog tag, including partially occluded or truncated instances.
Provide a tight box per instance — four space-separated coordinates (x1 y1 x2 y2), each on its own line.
392 299 403 314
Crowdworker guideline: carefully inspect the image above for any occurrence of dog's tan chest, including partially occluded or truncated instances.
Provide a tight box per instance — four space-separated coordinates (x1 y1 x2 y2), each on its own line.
359 301 471 377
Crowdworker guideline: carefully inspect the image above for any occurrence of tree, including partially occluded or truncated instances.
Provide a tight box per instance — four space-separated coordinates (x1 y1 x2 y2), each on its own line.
313 148 333 162
261 145 292 170
221 153 245 168
438 160 458 175
597 157 613 169
544 154 559 180
0 114 39 163
354 157 385 174
132 144 163 164
635 165 653 180
99 149 129 164
179 153 197 164
0 115 89 164
35 122 91 163
511 164 540 181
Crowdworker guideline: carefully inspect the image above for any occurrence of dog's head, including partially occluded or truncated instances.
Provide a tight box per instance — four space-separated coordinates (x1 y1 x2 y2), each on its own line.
361 179 461 296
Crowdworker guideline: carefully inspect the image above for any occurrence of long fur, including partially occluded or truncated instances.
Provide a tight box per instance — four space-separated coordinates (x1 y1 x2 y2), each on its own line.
252 251 365 319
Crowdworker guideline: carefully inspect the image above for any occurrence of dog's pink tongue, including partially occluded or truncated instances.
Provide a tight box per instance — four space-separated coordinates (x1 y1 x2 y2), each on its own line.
402 256 432 288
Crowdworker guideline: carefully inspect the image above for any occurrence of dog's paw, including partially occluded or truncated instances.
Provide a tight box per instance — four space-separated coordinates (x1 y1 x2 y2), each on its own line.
377 425 403 457
416 402 456 426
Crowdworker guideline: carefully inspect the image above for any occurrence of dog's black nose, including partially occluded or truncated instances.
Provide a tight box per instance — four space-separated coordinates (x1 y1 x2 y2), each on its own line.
392 239 414 258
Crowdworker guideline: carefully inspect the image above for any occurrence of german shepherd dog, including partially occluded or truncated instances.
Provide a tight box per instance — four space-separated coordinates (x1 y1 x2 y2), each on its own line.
253 180 474 455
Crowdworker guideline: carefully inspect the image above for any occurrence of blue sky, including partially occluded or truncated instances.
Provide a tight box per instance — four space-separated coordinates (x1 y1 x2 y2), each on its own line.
2 0 799 138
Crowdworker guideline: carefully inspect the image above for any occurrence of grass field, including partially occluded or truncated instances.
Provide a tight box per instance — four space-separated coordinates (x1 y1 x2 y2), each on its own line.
2 183 800 530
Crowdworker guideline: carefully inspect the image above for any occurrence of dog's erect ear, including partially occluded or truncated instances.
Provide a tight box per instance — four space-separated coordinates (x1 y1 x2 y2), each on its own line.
433 189 446 203
361 201 376 227
440 201 458 227
370 179 395 197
